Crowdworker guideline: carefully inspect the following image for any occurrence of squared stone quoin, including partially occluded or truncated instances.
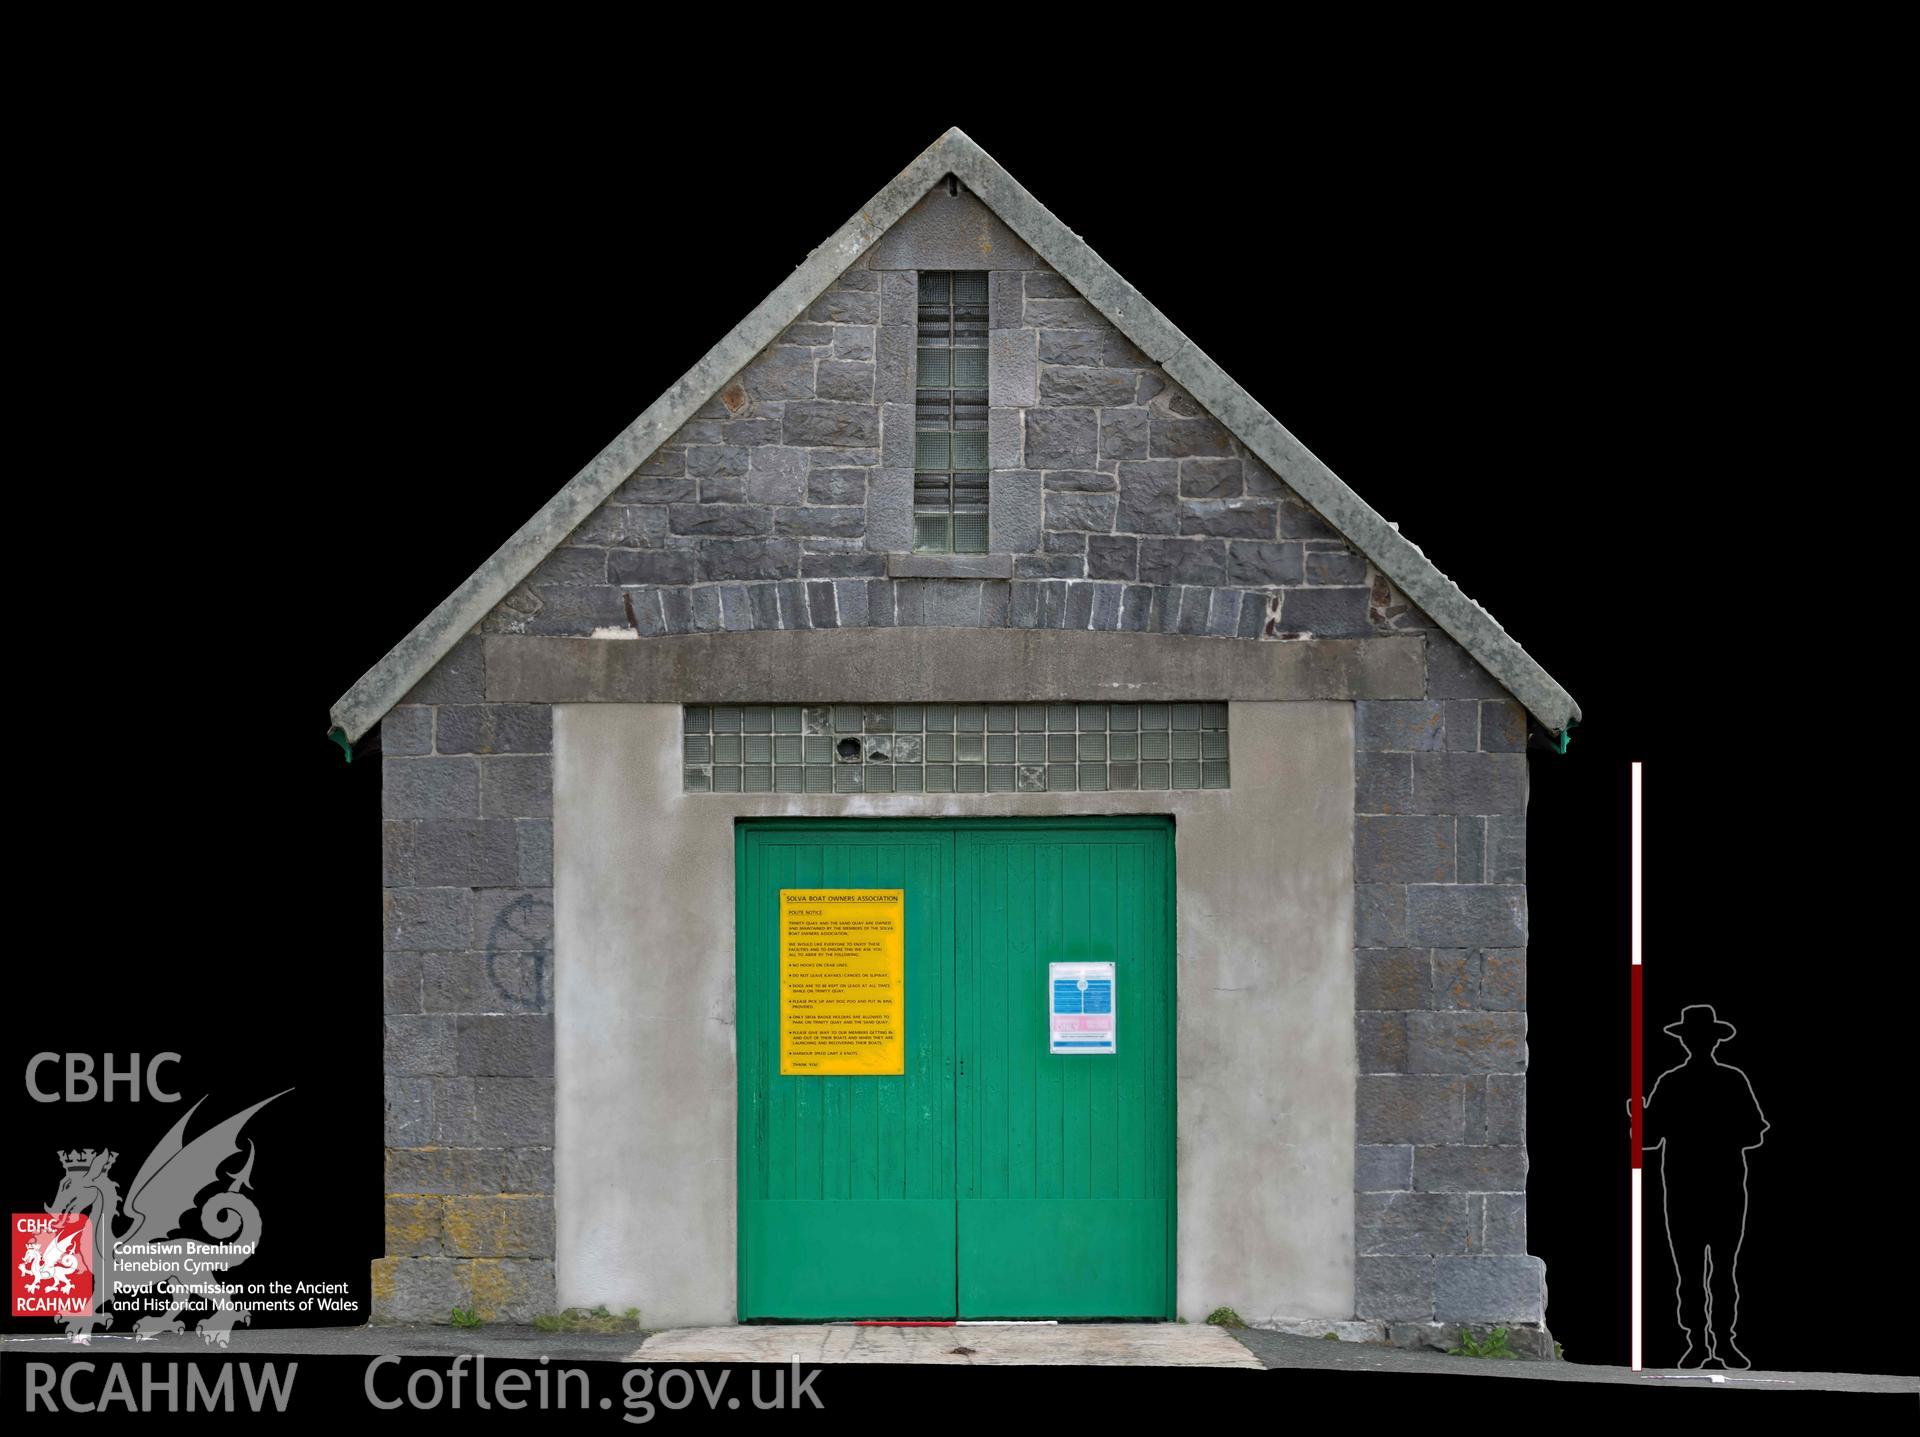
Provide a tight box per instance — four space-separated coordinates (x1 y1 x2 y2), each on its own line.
1350 637 1541 1329
379 640 556 1324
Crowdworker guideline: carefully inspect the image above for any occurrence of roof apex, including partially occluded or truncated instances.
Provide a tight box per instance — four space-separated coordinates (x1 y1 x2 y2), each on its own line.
330 130 1578 744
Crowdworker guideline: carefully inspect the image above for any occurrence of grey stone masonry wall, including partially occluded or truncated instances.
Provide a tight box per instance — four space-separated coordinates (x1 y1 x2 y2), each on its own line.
1351 629 1544 1336
479 243 1431 648
377 634 556 1323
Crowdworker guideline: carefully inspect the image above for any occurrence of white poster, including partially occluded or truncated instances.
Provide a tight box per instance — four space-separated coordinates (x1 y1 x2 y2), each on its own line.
1049 961 1116 1055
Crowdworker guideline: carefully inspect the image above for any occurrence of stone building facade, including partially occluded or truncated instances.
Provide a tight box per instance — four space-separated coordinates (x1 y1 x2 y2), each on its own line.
355 129 1572 1345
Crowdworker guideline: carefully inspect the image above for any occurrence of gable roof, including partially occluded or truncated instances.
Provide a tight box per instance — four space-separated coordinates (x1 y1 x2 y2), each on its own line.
330 127 1579 745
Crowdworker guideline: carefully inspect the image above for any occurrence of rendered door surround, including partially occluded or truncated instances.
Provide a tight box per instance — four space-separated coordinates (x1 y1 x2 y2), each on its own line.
552 701 1356 1330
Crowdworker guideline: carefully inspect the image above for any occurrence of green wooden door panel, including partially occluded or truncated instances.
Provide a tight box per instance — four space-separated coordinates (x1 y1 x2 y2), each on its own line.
956 1199 1169 1317
737 827 954 1318
737 818 1173 1320
955 825 1173 1317
743 1200 955 1318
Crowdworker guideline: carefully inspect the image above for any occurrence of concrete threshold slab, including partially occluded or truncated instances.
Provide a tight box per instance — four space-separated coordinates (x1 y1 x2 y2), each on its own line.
631 1323 1264 1368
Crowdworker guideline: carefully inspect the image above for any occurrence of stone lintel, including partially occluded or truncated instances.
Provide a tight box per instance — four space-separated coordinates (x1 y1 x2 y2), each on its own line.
886 552 1015 579
485 631 1425 706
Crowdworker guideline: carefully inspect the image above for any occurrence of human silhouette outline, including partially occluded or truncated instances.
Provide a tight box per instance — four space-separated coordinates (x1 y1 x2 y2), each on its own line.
1631 1004 1769 1368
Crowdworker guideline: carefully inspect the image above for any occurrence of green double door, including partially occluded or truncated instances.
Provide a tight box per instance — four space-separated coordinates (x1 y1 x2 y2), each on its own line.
737 818 1175 1319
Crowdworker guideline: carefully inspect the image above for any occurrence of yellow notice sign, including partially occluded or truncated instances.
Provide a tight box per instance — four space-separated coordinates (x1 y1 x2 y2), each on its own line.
779 889 905 1076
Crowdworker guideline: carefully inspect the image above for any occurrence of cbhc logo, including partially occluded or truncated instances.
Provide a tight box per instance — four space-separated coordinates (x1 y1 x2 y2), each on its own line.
24 1053 182 1102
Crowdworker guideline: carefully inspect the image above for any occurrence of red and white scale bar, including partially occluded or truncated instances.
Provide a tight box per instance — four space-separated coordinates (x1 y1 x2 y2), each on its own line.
1630 761 1644 1373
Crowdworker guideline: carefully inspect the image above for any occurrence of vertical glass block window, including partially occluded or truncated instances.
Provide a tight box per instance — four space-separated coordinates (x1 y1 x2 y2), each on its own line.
914 271 990 553
683 703 1228 792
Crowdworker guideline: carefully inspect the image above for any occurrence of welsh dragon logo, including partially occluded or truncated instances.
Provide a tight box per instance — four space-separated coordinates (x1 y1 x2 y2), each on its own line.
19 1222 83 1295
34 1090 288 1345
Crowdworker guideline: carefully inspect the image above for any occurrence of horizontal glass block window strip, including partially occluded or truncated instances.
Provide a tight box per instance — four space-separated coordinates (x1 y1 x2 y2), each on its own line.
682 703 1228 793
915 270 990 554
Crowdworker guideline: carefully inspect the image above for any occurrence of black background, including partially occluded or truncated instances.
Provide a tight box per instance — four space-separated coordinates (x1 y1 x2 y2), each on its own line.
7 93 1907 1382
